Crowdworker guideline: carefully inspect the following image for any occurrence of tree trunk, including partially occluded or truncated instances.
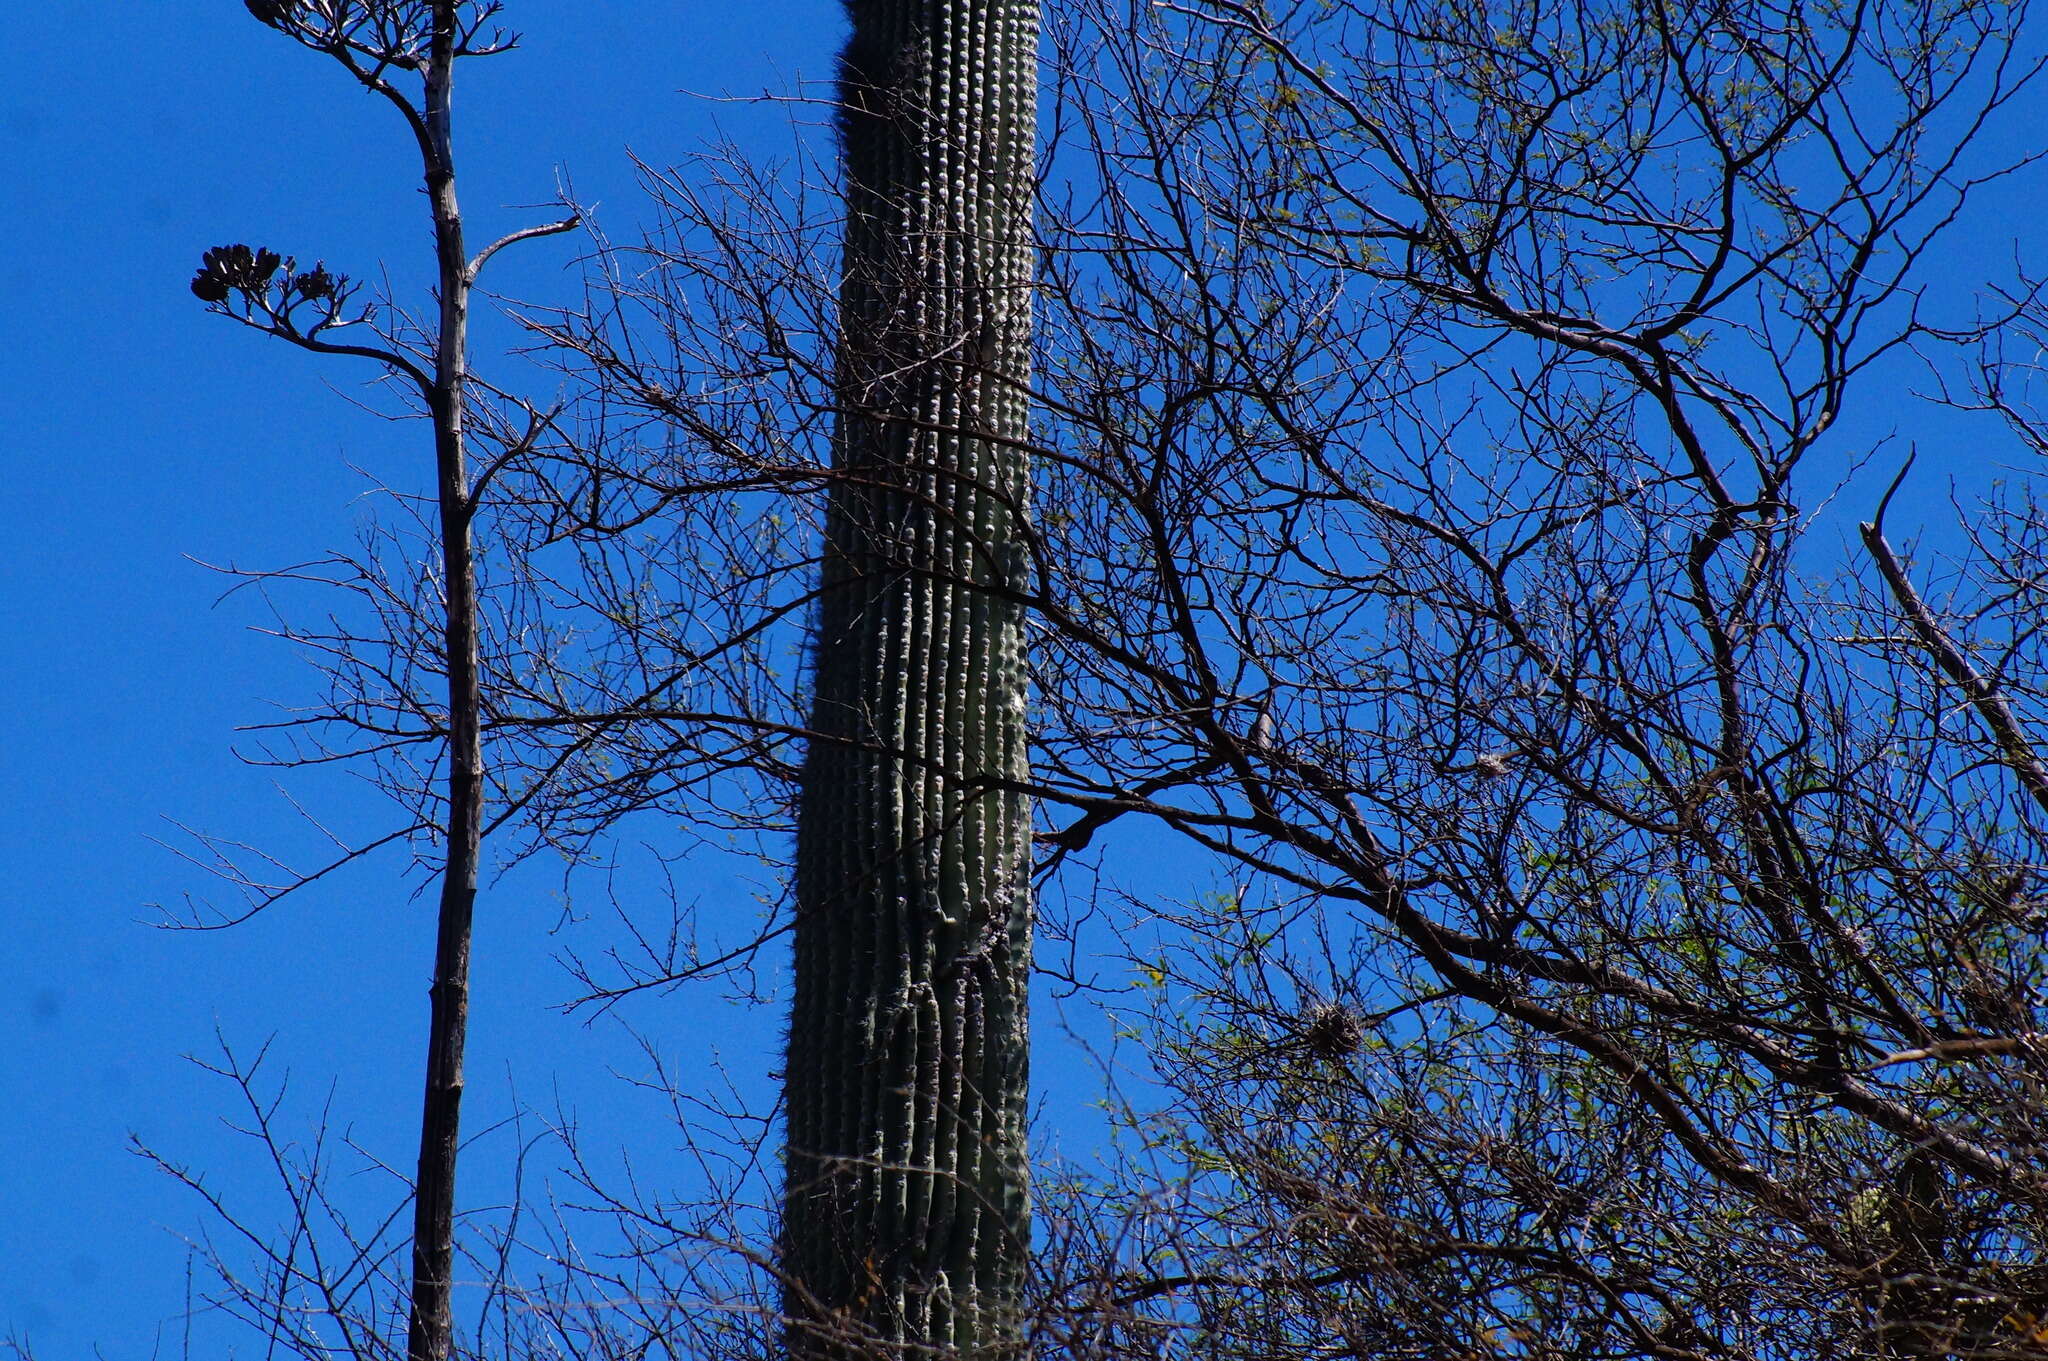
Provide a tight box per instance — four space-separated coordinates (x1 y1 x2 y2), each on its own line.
782 0 1038 1353
408 6 480 1361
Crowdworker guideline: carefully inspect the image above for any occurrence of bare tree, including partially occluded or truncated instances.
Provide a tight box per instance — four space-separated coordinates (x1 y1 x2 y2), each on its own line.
522 0 2048 1356
185 4 575 1360
998 0 2048 1355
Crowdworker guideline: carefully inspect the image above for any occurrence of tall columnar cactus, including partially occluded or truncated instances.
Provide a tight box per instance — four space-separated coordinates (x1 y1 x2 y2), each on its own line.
782 0 1037 1353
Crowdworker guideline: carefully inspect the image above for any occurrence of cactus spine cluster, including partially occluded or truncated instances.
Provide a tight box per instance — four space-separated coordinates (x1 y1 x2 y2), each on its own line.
782 0 1038 1352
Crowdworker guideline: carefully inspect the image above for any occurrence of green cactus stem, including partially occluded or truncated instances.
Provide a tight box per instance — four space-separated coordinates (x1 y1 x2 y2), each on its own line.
781 0 1038 1355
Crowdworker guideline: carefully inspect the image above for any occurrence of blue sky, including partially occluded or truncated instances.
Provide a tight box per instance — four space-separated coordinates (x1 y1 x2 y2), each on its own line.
0 4 859 1354
9 3 2048 1358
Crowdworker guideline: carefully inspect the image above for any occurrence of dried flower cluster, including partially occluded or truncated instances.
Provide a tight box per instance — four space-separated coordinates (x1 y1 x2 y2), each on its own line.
189 244 280 302
190 244 342 311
